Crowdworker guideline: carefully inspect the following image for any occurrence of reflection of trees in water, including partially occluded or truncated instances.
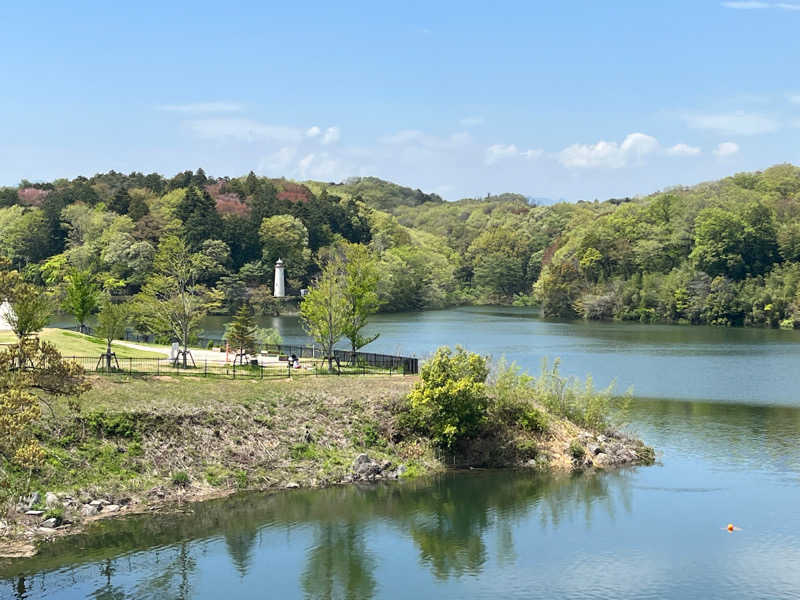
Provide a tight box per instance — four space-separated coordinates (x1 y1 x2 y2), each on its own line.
124 542 196 600
224 529 259 577
387 470 633 579
301 523 376 600
629 397 800 474
2 470 634 595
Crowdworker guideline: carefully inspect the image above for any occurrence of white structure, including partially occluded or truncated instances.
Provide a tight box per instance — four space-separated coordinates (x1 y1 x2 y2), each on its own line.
0 301 11 331
274 258 286 297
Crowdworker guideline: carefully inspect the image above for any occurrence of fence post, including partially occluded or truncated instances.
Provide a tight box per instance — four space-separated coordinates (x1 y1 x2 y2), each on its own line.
157 358 160 376
129 357 132 376
204 360 208 377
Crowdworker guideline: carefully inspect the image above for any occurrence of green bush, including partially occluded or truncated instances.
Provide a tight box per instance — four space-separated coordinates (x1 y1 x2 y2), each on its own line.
406 346 490 449
171 471 190 487
569 440 585 460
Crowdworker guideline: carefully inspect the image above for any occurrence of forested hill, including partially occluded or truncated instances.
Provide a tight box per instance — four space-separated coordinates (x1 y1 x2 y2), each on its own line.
2 164 800 327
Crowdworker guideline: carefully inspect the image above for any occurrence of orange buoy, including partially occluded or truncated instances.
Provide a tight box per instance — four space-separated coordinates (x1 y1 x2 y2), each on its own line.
727 523 735 532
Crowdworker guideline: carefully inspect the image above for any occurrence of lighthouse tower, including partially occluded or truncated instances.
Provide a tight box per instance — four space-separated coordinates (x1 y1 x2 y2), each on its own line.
274 258 286 297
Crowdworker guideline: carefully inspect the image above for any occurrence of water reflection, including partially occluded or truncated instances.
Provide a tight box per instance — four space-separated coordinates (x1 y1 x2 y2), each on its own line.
0 469 634 598
301 524 375 600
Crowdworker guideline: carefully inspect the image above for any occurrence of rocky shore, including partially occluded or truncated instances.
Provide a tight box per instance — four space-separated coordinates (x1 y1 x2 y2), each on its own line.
0 376 654 559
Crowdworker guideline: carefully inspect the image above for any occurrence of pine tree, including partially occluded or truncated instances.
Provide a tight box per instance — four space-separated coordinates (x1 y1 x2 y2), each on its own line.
225 304 258 363
178 186 222 250
128 194 150 221
109 187 131 214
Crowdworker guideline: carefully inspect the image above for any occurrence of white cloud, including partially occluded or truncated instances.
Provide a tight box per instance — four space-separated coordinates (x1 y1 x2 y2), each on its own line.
522 149 544 159
683 111 779 135
321 126 340 145
306 126 321 138
297 153 315 178
713 141 740 156
460 116 484 127
485 144 518 165
157 101 243 113
259 146 297 174
380 129 471 149
776 2 800 9
484 144 544 165
186 118 303 142
558 132 659 168
666 143 702 156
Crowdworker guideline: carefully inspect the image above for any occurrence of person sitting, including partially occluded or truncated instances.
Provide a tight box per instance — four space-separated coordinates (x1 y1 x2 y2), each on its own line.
290 354 301 369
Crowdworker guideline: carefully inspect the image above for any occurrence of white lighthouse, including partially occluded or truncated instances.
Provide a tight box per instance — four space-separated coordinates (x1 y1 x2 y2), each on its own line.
274 258 286 297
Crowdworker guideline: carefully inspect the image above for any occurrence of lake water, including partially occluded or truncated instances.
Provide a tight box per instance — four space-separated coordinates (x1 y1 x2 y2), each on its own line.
4 307 800 599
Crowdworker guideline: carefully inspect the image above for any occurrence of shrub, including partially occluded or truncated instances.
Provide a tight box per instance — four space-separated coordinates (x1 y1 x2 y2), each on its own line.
532 359 629 431
569 440 585 460
406 346 490 449
489 359 549 433
171 471 190 487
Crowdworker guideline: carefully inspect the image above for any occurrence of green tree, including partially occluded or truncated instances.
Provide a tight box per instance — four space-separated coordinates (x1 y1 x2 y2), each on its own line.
300 265 348 371
177 186 223 251
406 346 490 449
134 237 221 367
95 299 130 370
338 244 382 358
224 304 259 364
4 282 52 366
127 192 150 221
108 187 131 214
259 214 311 286
1 339 89 479
62 269 101 333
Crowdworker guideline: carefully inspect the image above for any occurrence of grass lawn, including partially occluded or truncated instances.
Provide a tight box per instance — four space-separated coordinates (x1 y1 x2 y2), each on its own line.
0 328 165 359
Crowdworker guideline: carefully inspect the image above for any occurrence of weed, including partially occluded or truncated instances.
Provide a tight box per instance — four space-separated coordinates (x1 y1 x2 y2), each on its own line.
569 440 585 460
171 471 190 487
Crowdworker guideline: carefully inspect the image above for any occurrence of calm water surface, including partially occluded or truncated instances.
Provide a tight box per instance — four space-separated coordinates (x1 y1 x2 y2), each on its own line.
4 307 800 599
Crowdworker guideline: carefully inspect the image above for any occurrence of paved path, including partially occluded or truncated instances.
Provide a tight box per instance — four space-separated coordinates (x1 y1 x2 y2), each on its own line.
115 340 285 365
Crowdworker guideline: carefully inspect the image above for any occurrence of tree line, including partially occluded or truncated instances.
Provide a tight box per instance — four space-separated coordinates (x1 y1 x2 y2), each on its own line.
2 164 800 328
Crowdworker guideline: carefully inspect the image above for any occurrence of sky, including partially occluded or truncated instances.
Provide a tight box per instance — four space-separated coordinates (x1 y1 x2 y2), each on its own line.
1 0 799 201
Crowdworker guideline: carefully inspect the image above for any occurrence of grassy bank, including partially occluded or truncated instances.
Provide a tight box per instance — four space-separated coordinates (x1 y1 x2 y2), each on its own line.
0 329 163 359
1 362 653 556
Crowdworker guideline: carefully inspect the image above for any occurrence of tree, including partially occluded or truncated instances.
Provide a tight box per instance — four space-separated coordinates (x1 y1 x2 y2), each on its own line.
300 266 348 371
406 346 490 449
1 339 90 480
336 244 382 358
224 304 258 365
259 214 311 286
134 237 221 367
4 282 52 367
127 192 150 221
177 186 222 251
62 269 101 333
108 187 131 214
95 299 129 370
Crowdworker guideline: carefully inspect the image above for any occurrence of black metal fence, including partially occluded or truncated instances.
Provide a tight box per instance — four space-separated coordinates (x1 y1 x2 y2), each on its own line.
60 326 419 375
63 355 413 379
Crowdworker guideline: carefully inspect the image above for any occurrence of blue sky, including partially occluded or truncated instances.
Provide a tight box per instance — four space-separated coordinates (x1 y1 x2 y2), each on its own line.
1 1 799 200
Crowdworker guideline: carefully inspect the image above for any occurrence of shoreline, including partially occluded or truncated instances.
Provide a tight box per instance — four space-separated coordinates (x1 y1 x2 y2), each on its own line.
0 375 654 559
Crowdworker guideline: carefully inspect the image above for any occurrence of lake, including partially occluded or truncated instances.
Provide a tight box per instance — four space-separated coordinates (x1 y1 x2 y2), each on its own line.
4 307 800 599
